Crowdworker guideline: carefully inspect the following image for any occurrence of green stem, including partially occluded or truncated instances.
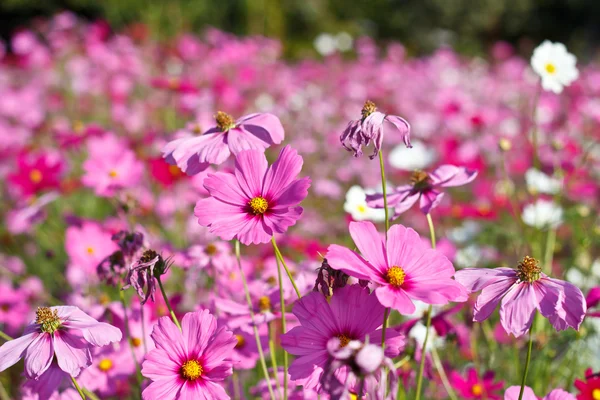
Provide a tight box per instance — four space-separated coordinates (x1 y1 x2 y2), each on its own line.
0 331 13 341
275 256 289 400
70 376 86 400
156 277 182 331
426 213 436 249
378 150 390 235
268 322 282 395
431 346 458 400
140 304 149 355
235 240 276 400
119 291 143 385
518 318 535 400
82 389 101 400
271 237 301 299
380 307 390 350
543 228 556 274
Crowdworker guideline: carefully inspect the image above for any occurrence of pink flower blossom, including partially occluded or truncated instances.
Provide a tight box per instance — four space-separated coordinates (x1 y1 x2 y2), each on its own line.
280 284 405 389
450 368 504 399
8 151 63 197
504 385 576 400
194 145 310 245
162 112 284 175
0 306 122 378
327 222 467 315
141 310 237 400
367 165 478 217
455 256 587 337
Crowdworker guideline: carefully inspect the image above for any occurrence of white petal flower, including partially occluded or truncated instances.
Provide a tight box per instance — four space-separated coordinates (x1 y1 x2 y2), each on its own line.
388 140 436 171
525 168 562 194
343 185 386 222
314 33 337 56
409 322 445 352
531 40 579 94
522 199 563 229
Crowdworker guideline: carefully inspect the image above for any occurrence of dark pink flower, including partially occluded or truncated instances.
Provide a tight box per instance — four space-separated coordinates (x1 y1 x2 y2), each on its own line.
194 146 310 245
8 151 63 197
162 111 284 175
367 165 477 217
455 256 587 337
450 368 503 399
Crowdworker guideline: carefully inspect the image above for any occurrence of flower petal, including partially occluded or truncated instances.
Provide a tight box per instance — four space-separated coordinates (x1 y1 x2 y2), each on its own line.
24 332 53 379
499 283 538 337
454 268 517 292
349 221 388 271
262 146 304 201
419 190 444 214
53 330 92 377
141 377 183 400
237 113 285 144
141 348 181 380
182 310 217 360
430 165 478 187
0 331 36 372
504 385 537 400
473 278 517 322
375 286 416 315
326 244 383 282
150 316 187 362
234 149 268 198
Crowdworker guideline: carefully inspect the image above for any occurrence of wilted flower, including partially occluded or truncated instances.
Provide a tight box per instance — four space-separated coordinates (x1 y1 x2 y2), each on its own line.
455 256 586 337
531 40 579 94
340 100 411 159
313 258 350 297
123 250 171 305
111 230 144 259
97 250 126 286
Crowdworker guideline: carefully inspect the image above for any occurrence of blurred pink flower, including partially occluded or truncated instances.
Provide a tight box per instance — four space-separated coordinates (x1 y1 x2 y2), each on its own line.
141 310 237 400
327 222 467 315
65 221 118 277
0 306 121 378
450 368 503 399
78 344 135 397
455 256 587 337
367 165 477 217
504 385 576 400
195 146 310 245
162 111 284 175
8 151 63 197
280 284 405 389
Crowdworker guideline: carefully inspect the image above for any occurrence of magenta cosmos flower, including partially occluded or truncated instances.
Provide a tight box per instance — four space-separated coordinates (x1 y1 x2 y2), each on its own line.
450 368 504 400
0 306 122 378
504 385 576 400
327 221 467 315
162 111 284 175
455 256 587 337
141 309 237 400
280 284 405 389
340 100 411 159
367 165 477 217
194 145 311 245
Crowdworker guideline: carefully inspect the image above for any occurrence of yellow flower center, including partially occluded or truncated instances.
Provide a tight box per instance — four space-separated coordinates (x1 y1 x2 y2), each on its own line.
337 334 351 348
472 384 483 396
410 170 431 189
191 124 203 134
168 165 181 176
248 196 269 215
258 296 271 312
205 243 218 256
73 120 85 134
109 170 118 178
357 205 367 213
593 389 600 400
235 334 245 349
29 169 43 184
361 100 377 119
36 307 61 334
386 266 406 287
545 63 556 74
215 111 236 132
516 256 542 283
349 394 358 400
98 358 113 372
181 360 203 380
131 337 142 347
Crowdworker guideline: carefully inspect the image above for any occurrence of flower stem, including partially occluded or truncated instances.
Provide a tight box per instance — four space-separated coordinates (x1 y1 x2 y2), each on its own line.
543 228 556 274
70 376 86 400
431 346 458 400
518 319 535 400
415 213 437 400
119 291 143 385
275 256 289 400
380 307 390 349
268 322 282 395
82 389 101 400
0 331 13 341
156 276 182 331
378 150 390 236
140 304 149 355
235 240 276 400
271 237 301 299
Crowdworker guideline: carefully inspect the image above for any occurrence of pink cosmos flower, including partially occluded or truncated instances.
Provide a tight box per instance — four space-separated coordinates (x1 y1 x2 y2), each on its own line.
0 281 30 334
141 309 237 400
194 145 311 245
367 165 478 217
162 111 284 175
450 368 504 399
0 306 122 378
341 100 411 159
504 385 576 400
280 284 405 389
78 344 135 397
455 256 587 337
8 151 63 197
327 222 467 315
6 192 59 234
82 134 144 197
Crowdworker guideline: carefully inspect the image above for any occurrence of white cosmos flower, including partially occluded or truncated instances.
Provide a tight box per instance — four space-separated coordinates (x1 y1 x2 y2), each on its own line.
409 322 445 352
531 40 579 94
525 168 562 194
388 140 436 171
314 33 337 56
522 199 563 229
343 185 386 222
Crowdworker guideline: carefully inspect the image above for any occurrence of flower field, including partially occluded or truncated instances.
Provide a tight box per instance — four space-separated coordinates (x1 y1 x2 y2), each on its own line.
0 11 599 400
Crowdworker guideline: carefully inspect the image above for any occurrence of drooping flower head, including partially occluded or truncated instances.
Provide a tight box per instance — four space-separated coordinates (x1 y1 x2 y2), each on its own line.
367 164 477 218
162 112 284 175
280 284 405 389
531 40 579 94
340 100 411 159
123 249 171 305
327 222 467 315
141 310 237 400
194 145 311 245
455 256 587 337
0 306 122 378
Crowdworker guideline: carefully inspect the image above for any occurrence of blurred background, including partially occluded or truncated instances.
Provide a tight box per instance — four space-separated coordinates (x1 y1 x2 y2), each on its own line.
2 0 600 59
